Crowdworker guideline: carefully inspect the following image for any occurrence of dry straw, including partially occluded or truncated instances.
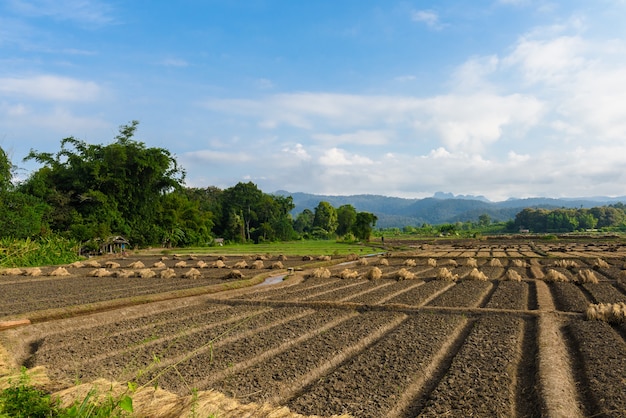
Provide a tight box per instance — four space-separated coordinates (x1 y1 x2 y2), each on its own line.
317 255 332 261
152 261 166 269
356 257 369 266
104 261 120 269
365 267 383 280
83 260 101 268
586 303 626 324
277 254 288 261
160 268 176 279
88 268 111 278
308 267 331 279
377 258 389 266
250 260 264 270
196 260 208 269
114 270 134 278
593 258 610 269
339 269 360 280
0 268 23 275
225 270 244 280
182 268 201 278
403 259 417 267
504 270 522 282
511 259 527 268
174 261 187 268
437 267 458 281
128 261 145 269
465 258 478 268
467 268 488 281
544 269 568 282
575 269 599 284
554 259 578 268
211 260 226 269
233 260 248 269
271 261 284 269
48 267 70 277
489 258 503 267
136 269 156 279
394 268 416 281
427 258 437 267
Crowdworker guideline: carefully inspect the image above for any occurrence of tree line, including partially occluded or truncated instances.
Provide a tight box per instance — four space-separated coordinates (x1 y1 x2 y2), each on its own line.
0 122 378 248
509 206 626 233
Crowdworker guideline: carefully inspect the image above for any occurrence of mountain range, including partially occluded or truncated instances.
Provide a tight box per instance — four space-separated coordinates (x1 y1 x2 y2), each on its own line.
274 191 626 229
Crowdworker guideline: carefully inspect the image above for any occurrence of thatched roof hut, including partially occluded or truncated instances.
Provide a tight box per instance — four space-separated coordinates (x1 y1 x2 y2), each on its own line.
101 236 130 254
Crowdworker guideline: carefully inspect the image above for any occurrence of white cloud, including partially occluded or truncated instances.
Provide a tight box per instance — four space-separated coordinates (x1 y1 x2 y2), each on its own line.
8 0 115 26
312 130 390 146
319 148 374 167
411 10 443 30
160 58 189 67
0 75 101 101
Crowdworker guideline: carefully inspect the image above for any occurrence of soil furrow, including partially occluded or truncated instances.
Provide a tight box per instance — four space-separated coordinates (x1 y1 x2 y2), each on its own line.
384 280 455 306
427 280 493 308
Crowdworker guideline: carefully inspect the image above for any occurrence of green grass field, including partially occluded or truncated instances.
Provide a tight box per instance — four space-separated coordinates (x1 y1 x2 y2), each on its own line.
153 240 384 256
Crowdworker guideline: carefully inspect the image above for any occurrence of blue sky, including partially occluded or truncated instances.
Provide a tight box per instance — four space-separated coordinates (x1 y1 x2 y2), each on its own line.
2 0 626 201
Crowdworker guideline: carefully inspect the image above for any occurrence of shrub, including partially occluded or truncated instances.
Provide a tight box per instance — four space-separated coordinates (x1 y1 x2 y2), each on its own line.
0 369 59 417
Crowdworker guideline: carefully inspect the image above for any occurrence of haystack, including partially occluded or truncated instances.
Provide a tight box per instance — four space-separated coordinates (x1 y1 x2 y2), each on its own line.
317 255 331 261
271 261 284 269
301 255 314 261
395 268 415 281
211 260 226 269
356 257 369 266
153 261 167 269
308 267 331 279
544 269 568 282
128 261 145 269
489 258 503 267
465 258 478 268
511 259 527 268
365 267 383 280
0 268 23 276
338 269 359 280
403 259 417 267
23 268 42 277
427 258 437 267
345 253 359 261
88 268 112 278
554 259 578 268
467 268 488 281
196 260 208 269
504 270 522 282
182 268 201 278
586 302 626 324
136 269 156 279
250 260 264 270
224 270 244 280
114 270 134 278
160 268 176 279
277 254 288 261
174 261 187 268
437 267 458 281
67 261 84 268
233 260 248 269
576 269 599 284
593 258 610 269
377 258 389 266
48 267 70 277
104 261 120 269
83 260 101 268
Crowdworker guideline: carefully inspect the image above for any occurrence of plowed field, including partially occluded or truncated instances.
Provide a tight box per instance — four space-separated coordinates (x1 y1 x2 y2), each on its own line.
2 239 626 417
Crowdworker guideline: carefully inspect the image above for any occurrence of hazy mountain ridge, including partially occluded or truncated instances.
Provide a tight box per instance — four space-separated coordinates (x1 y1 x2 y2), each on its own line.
274 191 626 229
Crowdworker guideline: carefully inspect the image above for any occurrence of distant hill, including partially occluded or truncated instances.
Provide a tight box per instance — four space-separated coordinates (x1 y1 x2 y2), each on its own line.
274 191 626 229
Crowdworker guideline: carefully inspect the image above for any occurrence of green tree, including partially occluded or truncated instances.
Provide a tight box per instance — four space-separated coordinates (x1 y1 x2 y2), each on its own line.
294 209 315 235
312 201 338 237
351 211 377 242
336 204 357 237
21 121 185 245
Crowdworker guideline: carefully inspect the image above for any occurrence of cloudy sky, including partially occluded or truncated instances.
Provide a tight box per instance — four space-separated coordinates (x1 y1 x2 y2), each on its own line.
2 0 626 201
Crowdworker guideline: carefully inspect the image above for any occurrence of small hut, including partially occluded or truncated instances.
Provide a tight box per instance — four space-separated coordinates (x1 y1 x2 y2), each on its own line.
101 236 130 254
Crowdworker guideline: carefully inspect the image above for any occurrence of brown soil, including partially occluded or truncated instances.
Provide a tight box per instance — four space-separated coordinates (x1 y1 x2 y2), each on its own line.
2 240 626 417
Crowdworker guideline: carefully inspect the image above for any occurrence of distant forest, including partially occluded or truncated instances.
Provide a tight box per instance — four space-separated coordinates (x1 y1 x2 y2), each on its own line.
2 122 626 248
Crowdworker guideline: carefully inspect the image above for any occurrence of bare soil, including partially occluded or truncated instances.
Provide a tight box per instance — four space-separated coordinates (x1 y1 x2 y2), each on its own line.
2 239 626 417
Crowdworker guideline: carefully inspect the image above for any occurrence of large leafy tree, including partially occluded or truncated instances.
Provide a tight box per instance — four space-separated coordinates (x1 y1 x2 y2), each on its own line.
312 201 338 237
352 212 378 242
20 121 185 245
336 204 357 237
